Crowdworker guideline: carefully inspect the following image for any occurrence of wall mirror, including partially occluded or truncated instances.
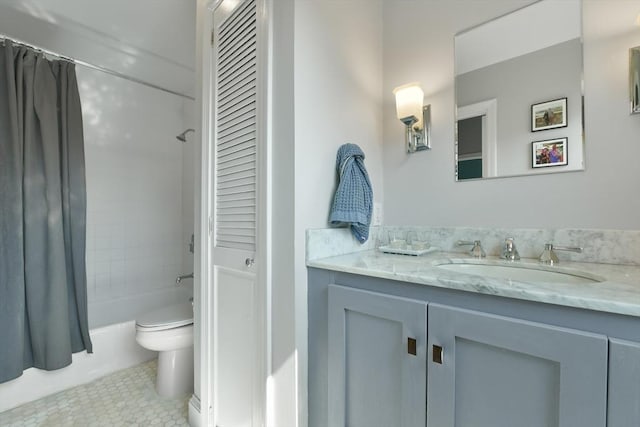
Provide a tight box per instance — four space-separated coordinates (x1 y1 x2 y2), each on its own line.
454 0 584 181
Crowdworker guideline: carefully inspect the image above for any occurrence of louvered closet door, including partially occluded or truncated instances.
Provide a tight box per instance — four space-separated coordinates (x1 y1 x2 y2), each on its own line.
215 0 257 253
211 0 265 426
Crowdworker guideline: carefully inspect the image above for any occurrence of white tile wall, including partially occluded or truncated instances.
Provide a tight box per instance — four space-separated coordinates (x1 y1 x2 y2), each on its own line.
78 67 193 327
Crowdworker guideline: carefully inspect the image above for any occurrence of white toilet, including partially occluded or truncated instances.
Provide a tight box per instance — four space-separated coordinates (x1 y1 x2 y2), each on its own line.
135 302 194 398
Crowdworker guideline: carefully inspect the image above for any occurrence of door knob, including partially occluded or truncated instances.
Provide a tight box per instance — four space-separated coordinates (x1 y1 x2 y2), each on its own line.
245 258 255 267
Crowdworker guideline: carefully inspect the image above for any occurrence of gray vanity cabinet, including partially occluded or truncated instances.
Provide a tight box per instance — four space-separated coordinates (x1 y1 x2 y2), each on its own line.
608 338 640 426
427 304 608 427
327 285 427 427
311 268 635 427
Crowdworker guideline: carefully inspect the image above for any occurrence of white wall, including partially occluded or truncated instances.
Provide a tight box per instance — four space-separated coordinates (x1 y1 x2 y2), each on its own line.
382 0 640 229
191 1 210 421
268 0 297 425
292 1 385 426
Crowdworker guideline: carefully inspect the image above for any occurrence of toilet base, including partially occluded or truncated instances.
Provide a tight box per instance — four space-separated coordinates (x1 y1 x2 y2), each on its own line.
156 346 194 398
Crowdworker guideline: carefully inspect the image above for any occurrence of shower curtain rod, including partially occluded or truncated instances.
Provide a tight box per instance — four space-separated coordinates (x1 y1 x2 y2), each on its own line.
0 34 195 101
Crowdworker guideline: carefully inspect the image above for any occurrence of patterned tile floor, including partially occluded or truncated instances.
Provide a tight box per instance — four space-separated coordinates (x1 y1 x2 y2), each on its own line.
0 360 190 426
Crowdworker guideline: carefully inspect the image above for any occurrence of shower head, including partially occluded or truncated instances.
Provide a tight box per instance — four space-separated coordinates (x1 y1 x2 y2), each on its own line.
176 128 195 142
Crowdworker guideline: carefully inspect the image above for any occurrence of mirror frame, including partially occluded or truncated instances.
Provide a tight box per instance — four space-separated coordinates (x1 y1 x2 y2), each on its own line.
631 46 640 115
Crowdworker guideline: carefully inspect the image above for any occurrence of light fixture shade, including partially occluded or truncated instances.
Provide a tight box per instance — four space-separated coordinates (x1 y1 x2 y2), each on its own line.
636 13 640 26
393 83 424 128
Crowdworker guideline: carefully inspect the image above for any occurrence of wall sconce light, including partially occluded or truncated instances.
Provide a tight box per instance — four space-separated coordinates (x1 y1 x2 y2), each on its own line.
393 83 431 153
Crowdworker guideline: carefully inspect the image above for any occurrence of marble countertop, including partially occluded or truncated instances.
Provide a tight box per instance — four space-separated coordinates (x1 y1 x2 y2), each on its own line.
307 249 640 317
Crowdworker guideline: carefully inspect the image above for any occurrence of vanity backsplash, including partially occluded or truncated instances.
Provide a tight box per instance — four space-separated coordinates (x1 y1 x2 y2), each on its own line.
307 226 640 266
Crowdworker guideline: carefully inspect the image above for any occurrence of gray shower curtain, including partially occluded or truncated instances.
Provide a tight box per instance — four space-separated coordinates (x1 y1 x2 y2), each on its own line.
0 41 92 384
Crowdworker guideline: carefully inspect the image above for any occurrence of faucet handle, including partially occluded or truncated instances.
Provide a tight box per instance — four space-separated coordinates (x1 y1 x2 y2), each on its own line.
539 243 582 265
457 240 486 258
552 244 583 253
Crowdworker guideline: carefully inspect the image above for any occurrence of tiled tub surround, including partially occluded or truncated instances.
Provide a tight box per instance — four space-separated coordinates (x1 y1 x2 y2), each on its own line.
306 227 640 317
79 66 193 329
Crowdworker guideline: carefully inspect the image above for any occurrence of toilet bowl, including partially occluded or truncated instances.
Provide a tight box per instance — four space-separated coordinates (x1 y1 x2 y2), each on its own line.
135 302 194 398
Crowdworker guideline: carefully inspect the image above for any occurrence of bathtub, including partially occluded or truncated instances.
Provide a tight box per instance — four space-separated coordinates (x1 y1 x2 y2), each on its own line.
0 288 191 413
0 320 154 413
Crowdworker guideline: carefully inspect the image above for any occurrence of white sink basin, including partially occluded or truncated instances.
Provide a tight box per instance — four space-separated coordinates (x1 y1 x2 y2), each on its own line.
436 262 604 284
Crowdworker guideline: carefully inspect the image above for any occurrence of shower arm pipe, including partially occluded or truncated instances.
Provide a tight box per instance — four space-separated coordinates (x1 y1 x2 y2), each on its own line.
0 34 195 101
176 129 196 142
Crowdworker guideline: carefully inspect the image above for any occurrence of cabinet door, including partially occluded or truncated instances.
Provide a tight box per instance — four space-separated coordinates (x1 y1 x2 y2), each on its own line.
428 304 607 427
608 338 640 426
328 285 427 427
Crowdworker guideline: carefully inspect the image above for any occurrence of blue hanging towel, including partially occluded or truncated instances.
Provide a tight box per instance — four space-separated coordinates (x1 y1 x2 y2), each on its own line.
329 143 373 243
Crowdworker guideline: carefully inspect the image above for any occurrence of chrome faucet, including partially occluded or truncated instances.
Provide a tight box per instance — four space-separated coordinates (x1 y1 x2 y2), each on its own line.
502 237 520 261
457 240 486 258
176 273 194 284
539 243 583 265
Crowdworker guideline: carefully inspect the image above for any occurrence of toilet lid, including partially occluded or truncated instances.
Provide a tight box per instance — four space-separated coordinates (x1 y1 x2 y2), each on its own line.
136 302 193 329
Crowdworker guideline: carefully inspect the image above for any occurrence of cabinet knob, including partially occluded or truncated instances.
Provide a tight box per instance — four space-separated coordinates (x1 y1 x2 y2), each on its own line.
433 345 443 364
245 258 255 267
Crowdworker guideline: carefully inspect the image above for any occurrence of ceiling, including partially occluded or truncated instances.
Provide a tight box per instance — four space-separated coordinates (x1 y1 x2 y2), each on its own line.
1 0 196 69
0 0 196 97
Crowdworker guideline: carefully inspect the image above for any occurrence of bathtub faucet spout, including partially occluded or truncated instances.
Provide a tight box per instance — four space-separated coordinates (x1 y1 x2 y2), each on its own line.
176 273 194 285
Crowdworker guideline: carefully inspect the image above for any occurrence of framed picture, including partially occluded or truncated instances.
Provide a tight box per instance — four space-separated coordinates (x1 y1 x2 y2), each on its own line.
532 137 568 168
531 98 567 131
